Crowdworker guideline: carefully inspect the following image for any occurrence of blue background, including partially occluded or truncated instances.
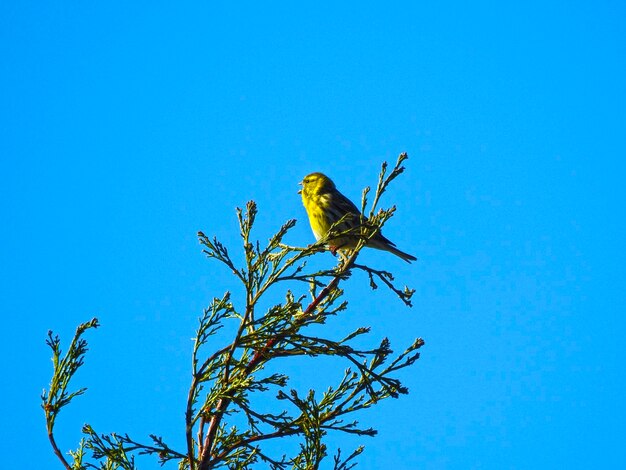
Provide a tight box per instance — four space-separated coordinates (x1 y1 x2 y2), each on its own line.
1 2 625 468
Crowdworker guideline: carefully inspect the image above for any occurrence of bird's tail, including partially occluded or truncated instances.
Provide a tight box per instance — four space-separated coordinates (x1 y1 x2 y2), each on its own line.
386 245 418 263
369 238 417 263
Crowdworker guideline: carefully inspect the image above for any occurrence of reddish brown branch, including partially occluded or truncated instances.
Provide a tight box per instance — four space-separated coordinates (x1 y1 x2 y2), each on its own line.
185 376 198 470
48 429 72 470
197 250 359 470
246 251 358 374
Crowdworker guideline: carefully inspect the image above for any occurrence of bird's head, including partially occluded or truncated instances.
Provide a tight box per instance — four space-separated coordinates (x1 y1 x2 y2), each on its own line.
298 172 335 196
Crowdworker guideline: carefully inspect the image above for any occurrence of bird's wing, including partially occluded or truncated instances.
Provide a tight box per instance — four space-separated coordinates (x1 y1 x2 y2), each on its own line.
334 191 361 216
334 191 400 248
318 190 363 238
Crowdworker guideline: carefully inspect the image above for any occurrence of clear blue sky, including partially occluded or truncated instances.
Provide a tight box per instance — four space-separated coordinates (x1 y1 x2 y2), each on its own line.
1 2 625 469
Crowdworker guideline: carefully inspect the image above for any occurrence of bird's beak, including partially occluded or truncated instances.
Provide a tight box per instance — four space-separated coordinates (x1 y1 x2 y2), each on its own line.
297 182 302 194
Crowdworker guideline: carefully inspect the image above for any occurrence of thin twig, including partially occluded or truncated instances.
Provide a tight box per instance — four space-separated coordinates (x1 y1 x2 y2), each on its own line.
185 376 198 470
47 430 72 470
199 303 253 467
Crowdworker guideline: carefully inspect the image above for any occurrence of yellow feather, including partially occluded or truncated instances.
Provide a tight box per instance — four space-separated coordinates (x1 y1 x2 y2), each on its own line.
299 173 416 263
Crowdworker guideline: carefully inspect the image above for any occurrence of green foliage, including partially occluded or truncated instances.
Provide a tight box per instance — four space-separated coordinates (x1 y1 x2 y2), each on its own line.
43 153 424 470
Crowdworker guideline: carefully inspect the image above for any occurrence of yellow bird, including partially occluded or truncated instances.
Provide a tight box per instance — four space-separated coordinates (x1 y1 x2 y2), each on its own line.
299 172 416 263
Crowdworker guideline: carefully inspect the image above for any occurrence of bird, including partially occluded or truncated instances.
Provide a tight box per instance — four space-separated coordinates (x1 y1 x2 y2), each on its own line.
299 172 416 263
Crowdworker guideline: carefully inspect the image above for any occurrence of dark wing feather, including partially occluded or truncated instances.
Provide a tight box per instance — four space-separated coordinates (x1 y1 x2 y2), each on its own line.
325 190 361 232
